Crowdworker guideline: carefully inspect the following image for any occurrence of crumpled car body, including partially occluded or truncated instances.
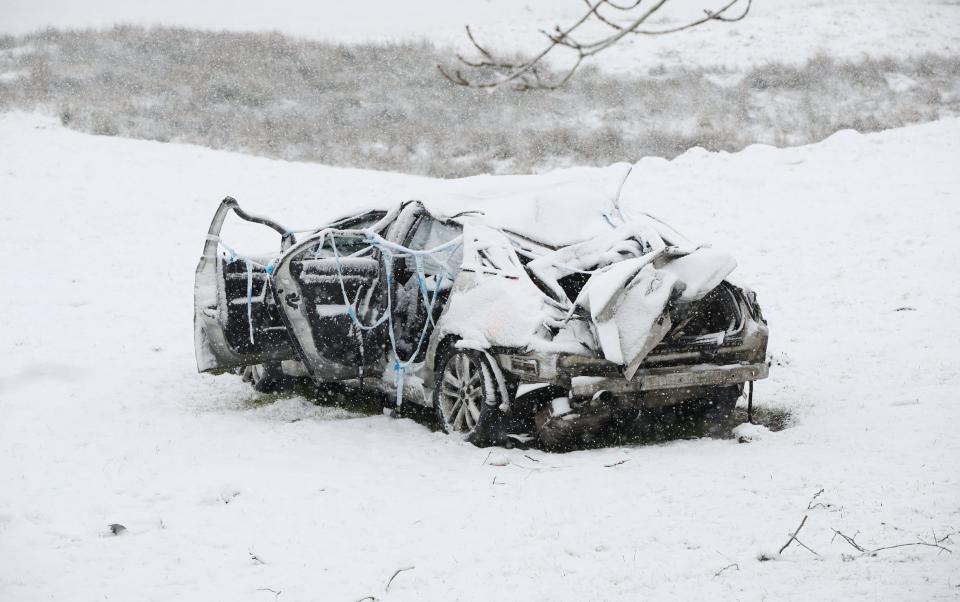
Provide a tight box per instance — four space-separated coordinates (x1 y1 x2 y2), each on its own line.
195 196 768 448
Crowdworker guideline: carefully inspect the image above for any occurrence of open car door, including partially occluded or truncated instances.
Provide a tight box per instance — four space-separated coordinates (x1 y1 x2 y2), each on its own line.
194 198 297 373
271 228 390 381
269 202 460 381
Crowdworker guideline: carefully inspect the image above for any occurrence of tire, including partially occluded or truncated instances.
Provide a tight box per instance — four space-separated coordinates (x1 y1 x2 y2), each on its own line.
433 347 507 446
242 363 285 393
694 384 742 434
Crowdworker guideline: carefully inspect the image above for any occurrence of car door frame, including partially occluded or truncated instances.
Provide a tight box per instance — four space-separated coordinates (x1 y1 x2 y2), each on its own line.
194 197 299 373
194 197 388 375
270 215 396 381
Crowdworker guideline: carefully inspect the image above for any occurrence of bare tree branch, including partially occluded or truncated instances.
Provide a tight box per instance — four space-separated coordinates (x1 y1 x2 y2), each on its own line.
439 0 752 90
583 0 630 32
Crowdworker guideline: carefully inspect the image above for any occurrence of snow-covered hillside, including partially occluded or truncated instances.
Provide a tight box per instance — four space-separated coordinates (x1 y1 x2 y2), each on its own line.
2 0 959 72
0 112 958 600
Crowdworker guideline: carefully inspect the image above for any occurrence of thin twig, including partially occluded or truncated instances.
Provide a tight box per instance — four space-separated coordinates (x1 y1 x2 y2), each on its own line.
713 563 739 577
794 536 822 557
604 459 631 467
831 528 954 558
807 488 838 511
779 515 820 557
831 528 865 553
873 541 952 554
779 515 809 554
256 588 281 601
385 566 415 592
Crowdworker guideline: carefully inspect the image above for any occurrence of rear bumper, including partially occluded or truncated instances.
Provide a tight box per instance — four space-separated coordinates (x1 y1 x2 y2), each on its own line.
569 361 768 399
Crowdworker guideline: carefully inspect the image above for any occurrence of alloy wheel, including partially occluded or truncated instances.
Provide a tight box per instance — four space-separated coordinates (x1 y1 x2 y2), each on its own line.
438 352 488 433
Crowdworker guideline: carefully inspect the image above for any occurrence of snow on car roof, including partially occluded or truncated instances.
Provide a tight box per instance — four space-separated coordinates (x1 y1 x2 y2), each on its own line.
412 162 634 248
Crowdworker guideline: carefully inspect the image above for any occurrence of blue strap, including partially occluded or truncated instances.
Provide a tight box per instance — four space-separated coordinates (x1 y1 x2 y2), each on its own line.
223 227 462 410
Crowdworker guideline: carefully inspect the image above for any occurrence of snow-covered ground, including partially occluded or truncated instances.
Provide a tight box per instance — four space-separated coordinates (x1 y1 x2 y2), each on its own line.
2 0 959 72
0 112 958 599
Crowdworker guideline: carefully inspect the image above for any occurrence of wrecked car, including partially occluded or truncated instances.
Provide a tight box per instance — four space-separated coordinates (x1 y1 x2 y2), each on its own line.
195 194 768 448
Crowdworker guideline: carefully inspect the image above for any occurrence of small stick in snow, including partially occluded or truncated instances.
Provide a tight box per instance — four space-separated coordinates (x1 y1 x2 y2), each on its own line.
355 597 378 602
256 588 281 601
524 454 541 463
831 528 953 558
385 566 415 591
604 459 630 468
830 528 866 553
713 563 739 577
249 551 266 565
481 451 493 466
806 488 835 511
778 515 820 557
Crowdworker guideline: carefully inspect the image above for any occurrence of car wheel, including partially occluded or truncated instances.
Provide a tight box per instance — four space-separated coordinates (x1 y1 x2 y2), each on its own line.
242 363 285 393
434 348 502 440
695 384 743 433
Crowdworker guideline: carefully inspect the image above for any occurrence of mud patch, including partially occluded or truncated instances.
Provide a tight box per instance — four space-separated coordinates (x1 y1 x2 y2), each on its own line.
529 403 794 452
242 394 363 422
241 379 391 419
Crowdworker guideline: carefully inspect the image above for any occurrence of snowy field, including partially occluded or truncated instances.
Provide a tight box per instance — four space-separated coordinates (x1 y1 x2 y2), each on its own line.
0 111 958 599
2 0 959 73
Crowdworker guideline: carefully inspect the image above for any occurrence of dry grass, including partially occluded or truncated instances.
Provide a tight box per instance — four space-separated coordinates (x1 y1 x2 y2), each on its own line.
1 26 958 176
